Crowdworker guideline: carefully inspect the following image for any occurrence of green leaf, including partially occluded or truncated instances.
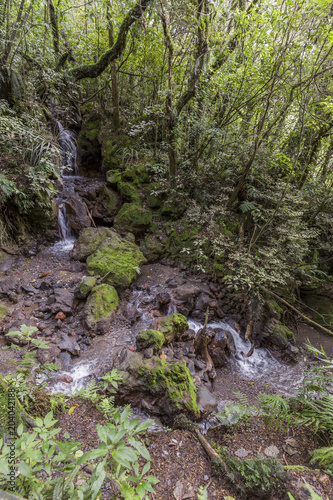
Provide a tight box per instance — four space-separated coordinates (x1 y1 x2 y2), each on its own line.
133 420 153 435
18 460 32 477
128 437 150 461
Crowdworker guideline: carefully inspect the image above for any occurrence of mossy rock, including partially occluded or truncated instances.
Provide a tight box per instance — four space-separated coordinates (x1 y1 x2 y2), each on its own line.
75 276 97 300
101 133 132 171
136 329 164 353
78 114 101 151
0 303 10 321
106 169 122 187
138 358 199 416
92 185 122 222
155 313 189 343
114 203 152 236
265 300 284 321
70 227 116 262
140 235 164 262
86 233 146 288
144 182 166 209
122 164 150 187
117 182 142 205
264 319 295 348
84 284 119 335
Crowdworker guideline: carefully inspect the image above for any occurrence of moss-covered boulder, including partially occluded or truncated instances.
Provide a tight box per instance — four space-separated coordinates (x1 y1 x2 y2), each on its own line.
122 164 150 187
136 329 164 353
140 235 164 262
263 319 295 348
75 276 97 300
86 232 146 288
114 203 152 236
115 349 199 418
84 284 118 335
144 182 166 209
101 133 132 171
106 169 122 187
265 300 284 320
0 303 10 321
70 227 115 261
92 185 122 222
154 313 189 343
117 182 142 205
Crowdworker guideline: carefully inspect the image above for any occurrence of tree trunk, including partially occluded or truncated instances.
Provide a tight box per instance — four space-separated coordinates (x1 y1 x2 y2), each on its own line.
107 5 120 131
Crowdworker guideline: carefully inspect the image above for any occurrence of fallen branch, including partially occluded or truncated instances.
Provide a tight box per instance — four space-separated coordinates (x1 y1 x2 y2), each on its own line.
259 285 333 337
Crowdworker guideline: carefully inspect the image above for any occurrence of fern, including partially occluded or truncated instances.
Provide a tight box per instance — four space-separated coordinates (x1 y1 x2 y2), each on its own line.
310 447 333 471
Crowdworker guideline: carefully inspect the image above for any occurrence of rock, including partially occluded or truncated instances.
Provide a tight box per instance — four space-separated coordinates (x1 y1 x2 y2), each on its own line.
58 373 74 383
156 292 171 305
55 311 66 320
208 329 233 368
234 448 250 458
86 232 146 288
21 284 38 294
51 289 74 315
114 349 200 418
186 359 195 376
263 319 295 348
92 185 122 222
117 182 142 205
154 313 189 343
58 351 71 370
70 227 116 261
74 276 97 300
196 386 218 416
0 303 10 321
179 329 196 341
57 337 80 356
144 182 166 209
143 348 154 359
194 359 206 370
65 194 91 232
136 329 165 353
264 445 279 458
106 169 122 186
173 284 202 317
84 284 119 335
5 319 38 346
36 345 61 365
123 307 141 324
114 203 152 236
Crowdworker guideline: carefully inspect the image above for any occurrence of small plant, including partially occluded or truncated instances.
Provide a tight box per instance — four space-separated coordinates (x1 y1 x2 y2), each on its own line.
4 324 50 351
288 482 327 500
216 392 258 428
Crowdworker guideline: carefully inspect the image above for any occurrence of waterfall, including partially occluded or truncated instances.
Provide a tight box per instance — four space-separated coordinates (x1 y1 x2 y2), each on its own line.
57 121 78 176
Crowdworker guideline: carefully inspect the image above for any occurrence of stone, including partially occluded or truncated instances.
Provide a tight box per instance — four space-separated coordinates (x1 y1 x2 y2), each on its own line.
114 349 200 418
156 292 171 305
92 185 122 222
65 194 91 232
51 289 74 315
58 374 74 383
194 359 206 370
86 232 146 288
55 311 66 320
136 329 165 353
58 351 71 369
208 329 233 368
36 345 61 365
144 182 166 209
196 386 218 416
234 448 250 458
124 306 141 324
114 203 152 236
117 182 142 205
264 445 279 458
70 227 116 262
143 348 154 359
263 319 295 348
179 329 196 341
84 284 119 335
57 337 80 356
154 313 189 343
74 276 97 300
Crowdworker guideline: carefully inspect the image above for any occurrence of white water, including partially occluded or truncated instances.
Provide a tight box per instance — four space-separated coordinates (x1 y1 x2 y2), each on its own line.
58 121 78 176
188 318 303 396
49 359 97 395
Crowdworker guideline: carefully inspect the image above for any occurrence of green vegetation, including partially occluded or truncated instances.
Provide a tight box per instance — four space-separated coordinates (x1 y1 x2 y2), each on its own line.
136 329 165 353
155 313 189 343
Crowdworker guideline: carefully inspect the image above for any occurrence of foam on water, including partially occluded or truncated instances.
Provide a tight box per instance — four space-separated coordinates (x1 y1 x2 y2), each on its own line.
49 360 97 395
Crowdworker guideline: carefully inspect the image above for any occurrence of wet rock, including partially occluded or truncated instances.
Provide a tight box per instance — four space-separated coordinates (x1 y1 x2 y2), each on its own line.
57 336 80 356
51 289 74 315
86 232 146 288
208 329 233 368
263 319 295 348
92 185 122 223
114 349 200 419
55 311 66 320
154 313 189 343
58 373 74 383
84 284 118 335
179 329 196 341
196 386 218 416
36 345 61 365
136 329 164 353
156 292 171 305
194 359 206 370
58 351 71 370
65 193 92 232
124 307 141 325
74 276 97 300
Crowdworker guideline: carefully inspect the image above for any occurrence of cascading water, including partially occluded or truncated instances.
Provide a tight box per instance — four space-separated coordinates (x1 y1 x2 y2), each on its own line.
58 121 78 176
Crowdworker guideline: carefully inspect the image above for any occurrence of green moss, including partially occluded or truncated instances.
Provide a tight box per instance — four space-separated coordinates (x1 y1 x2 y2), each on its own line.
87 233 146 288
139 359 199 415
101 133 132 170
76 276 96 299
95 185 121 218
117 181 142 205
106 169 122 187
84 284 119 327
136 329 164 353
72 227 116 261
122 164 150 187
144 182 165 209
156 313 189 343
266 300 284 320
140 235 164 261
114 203 152 236
268 320 295 347
0 303 10 320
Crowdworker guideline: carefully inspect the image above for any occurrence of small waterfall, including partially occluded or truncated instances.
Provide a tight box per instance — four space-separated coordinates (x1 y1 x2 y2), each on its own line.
58 121 78 176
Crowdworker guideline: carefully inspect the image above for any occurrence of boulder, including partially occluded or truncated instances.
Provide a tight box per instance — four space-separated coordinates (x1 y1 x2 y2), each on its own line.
84 284 119 335
64 194 91 232
208 328 234 368
70 227 116 261
136 329 165 353
114 203 152 236
86 232 146 288
122 164 150 186
263 319 295 348
196 386 218 416
124 307 141 325
57 336 80 356
144 182 166 209
114 349 200 418
117 182 142 205
92 185 121 222
106 169 122 187
74 276 97 300
154 313 189 343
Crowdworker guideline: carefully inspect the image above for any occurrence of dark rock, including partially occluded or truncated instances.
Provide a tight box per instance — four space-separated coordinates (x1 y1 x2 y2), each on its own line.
65 193 92 232
208 328 233 368
92 185 122 223
194 359 206 370
179 329 196 341
124 307 141 325
156 292 171 305
196 386 218 416
21 284 38 294
186 359 196 376
56 336 80 356
143 348 154 359
51 289 74 315
58 351 71 369
36 345 61 365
